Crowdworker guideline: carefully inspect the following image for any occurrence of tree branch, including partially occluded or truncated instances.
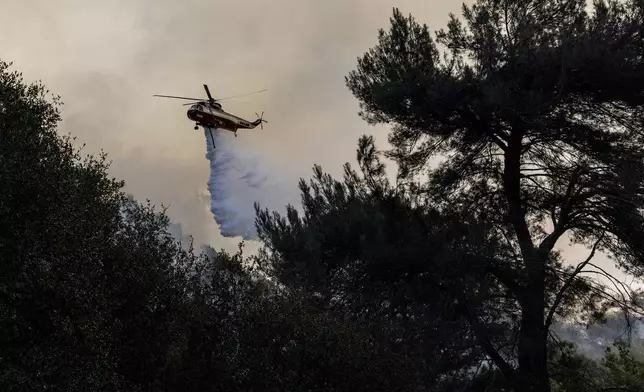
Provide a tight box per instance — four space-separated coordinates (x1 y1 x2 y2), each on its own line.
539 166 584 252
453 284 518 386
488 264 524 296
586 263 634 304
499 227 521 262
503 130 534 260
544 232 605 330
553 266 644 319
457 106 508 151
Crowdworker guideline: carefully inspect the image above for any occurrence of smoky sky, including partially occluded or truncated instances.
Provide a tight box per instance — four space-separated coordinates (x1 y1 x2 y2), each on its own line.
0 0 458 250
0 0 638 293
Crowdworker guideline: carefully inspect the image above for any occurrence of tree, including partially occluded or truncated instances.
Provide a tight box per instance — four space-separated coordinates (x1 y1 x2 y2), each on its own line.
170 243 420 392
255 136 604 390
255 1 644 391
254 138 510 388
0 59 205 391
0 59 127 390
342 1 644 390
599 340 644 391
103 199 209 391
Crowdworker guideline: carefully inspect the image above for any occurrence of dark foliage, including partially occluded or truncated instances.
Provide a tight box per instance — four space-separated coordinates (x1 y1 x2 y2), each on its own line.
256 1 644 391
344 1 644 390
0 59 127 391
255 139 497 388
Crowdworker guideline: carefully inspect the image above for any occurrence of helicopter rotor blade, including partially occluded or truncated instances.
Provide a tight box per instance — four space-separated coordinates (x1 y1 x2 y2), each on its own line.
216 89 268 102
153 94 203 101
203 84 214 101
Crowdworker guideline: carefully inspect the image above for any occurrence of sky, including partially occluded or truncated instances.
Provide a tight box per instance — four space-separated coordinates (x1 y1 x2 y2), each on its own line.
0 0 638 291
0 0 465 252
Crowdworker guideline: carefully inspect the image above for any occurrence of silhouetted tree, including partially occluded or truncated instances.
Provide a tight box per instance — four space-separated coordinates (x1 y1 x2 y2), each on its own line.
0 59 212 391
0 59 126 391
254 136 504 388
257 1 644 391
343 1 644 390
255 136 602 390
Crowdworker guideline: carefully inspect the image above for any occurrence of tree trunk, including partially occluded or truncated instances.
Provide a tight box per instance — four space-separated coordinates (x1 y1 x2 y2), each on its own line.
502 129 551 391
516 283 550 392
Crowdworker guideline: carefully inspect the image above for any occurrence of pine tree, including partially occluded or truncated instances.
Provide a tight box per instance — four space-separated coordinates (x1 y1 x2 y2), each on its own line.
342 1 644 390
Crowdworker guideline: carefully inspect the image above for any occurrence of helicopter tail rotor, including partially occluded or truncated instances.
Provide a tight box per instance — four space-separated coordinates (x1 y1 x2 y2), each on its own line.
255 111 267 130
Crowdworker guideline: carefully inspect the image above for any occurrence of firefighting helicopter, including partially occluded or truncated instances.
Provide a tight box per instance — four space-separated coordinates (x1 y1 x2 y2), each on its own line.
153 84 267 148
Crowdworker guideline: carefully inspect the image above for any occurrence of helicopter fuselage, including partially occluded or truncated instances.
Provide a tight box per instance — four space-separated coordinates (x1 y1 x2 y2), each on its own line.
187 103 258 133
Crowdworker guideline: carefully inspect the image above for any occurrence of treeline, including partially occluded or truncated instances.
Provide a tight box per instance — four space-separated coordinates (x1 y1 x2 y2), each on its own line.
2 1 644 391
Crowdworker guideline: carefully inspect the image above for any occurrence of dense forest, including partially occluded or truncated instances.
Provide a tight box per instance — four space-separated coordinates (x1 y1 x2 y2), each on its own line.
2 1 644 391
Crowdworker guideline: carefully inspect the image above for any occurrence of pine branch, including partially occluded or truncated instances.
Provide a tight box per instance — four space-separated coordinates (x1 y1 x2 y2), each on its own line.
545 231 605 330
454 285 518 386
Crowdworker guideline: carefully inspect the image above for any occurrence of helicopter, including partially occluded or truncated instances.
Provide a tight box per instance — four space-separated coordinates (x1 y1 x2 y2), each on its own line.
154 84 267 148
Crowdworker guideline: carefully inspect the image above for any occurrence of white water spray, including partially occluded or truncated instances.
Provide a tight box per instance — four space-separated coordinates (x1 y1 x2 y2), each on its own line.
203 127 286 240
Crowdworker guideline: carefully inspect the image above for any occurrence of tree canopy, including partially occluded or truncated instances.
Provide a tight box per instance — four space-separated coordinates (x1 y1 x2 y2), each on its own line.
256 1 644 391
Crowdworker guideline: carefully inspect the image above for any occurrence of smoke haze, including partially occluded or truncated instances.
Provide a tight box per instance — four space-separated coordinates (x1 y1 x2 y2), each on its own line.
1 0 455 251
